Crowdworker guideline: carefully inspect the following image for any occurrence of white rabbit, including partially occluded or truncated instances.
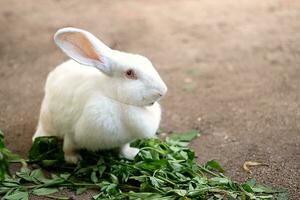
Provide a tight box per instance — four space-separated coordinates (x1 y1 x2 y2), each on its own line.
33 27 167 163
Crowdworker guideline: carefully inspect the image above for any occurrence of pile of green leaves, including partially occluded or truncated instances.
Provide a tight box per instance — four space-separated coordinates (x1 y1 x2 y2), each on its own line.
0 130 287 200
0 130 25 181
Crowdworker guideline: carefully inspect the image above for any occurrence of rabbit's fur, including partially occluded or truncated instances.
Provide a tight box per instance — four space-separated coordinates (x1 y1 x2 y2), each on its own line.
33 28 167 163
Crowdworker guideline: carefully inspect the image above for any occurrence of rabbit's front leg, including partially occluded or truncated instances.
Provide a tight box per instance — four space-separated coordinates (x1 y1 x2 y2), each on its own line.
63 135 81 164
120 143 139 160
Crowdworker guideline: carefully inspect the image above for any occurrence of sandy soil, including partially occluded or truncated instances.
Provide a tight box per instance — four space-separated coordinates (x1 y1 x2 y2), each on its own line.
0 0 299 199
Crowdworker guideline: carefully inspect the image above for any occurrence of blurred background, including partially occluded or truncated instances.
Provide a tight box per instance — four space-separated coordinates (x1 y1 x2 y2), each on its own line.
0 0 299 198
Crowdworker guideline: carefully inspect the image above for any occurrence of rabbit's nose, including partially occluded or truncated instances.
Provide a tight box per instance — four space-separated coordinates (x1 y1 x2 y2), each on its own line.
160 86 167 97
161 84 168 96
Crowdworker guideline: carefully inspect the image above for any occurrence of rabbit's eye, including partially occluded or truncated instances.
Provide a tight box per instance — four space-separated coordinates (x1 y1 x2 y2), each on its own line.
125 69 137 80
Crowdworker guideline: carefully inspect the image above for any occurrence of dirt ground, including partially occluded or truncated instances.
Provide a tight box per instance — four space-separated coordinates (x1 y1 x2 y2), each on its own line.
0 0 299 199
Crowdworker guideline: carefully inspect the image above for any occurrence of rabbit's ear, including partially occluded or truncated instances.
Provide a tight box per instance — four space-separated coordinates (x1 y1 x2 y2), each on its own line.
54 27 112 75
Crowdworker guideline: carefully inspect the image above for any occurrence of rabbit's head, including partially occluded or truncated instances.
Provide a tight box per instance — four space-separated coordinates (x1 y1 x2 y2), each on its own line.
54 27 167 107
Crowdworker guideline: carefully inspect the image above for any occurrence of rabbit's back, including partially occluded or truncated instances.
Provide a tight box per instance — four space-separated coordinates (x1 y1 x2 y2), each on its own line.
40 60 106 138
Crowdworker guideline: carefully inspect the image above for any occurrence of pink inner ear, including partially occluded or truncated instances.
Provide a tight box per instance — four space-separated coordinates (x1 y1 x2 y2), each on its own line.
60 32 100 61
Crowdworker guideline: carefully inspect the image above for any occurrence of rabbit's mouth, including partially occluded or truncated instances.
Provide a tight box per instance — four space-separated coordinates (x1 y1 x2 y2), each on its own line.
141 96 156 106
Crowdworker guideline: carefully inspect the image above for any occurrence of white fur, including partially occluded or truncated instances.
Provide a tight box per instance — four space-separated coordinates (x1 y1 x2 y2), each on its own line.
33 27 167 163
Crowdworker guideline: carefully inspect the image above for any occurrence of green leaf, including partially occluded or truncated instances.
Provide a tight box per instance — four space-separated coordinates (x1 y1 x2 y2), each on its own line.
0 129 5 148
98 165 106 177
91 171 98 183
242 183 254 193
30 169 47 183
41 174 64 187
1 179 20 187
149 177 160 187
137 159 168 171
41 160 59 167
205 160 225 173
60 173 71 180
127 191 171 200
193 176 208 185
76 187 87 195
29 136 64 166
139 150 153 160
100 181 118 195
130 175 147 182
0 130 22 181
93 193 102 199
110 174 119 184
245 178 256 187
3 190 29 200
167 189 187 197
209 177 230 185
252 185 276 193
32 188 58 196
257 195 275 199
16 168 32 182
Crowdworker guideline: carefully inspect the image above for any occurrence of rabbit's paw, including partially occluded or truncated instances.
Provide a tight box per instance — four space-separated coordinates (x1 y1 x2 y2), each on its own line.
120 143 140 160
64 152 82 164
